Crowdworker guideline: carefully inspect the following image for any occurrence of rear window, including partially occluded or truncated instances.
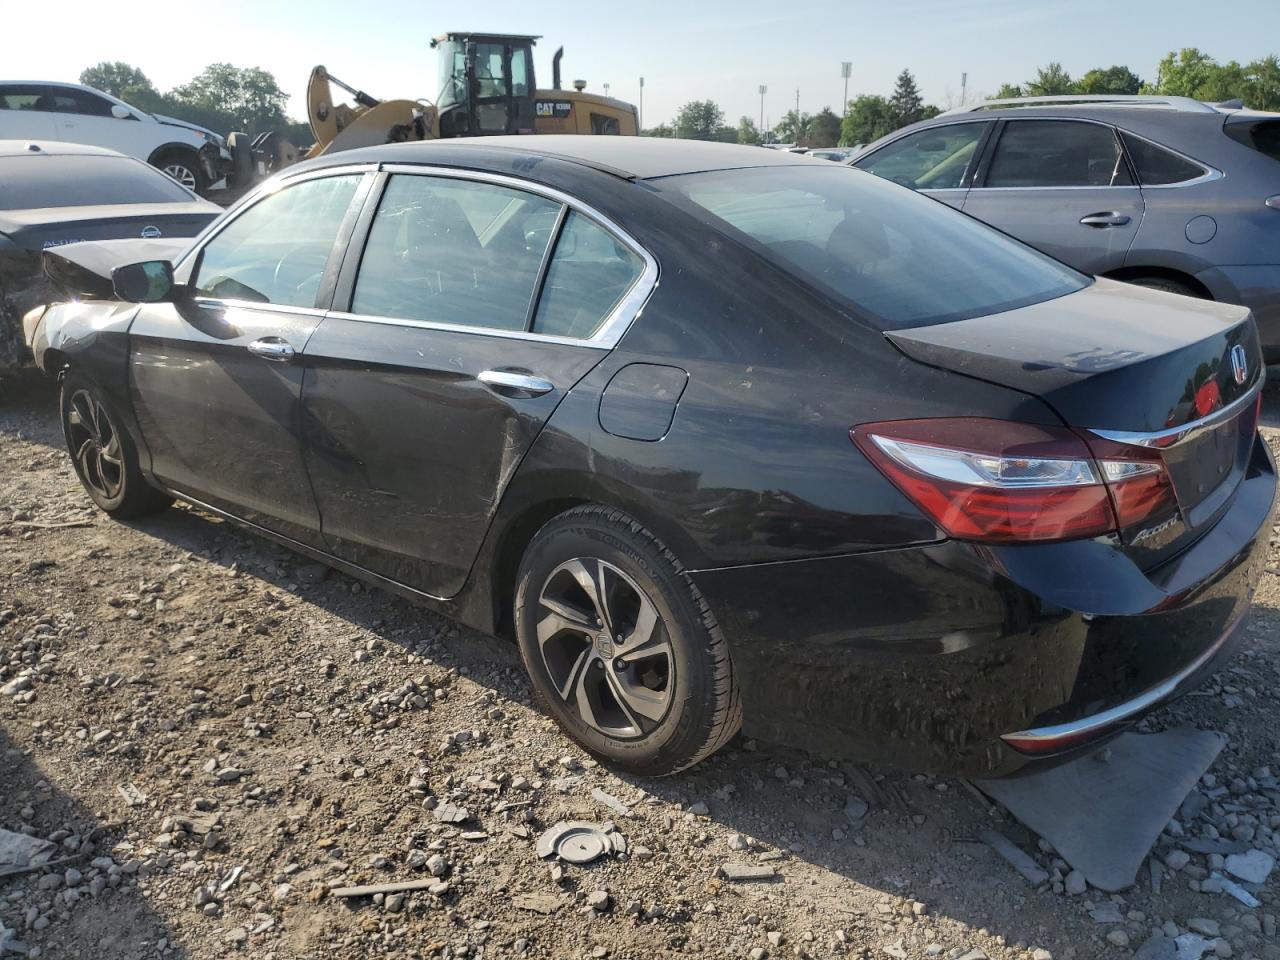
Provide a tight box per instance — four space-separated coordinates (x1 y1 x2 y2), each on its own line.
1225 119 1280 164
0 154 195 210
662 165 1086 329
1120 133 1207 185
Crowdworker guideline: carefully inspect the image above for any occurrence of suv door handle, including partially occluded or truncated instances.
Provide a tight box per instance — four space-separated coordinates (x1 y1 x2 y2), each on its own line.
1079 212 1131 227
247 337 296 362
478 369 555 398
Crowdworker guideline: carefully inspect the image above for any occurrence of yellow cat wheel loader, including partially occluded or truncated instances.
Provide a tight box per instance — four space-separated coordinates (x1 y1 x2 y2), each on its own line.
231 33 637 183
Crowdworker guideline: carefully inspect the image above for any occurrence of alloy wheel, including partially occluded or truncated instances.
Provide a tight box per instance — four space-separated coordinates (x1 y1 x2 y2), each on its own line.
536 558 675 739
66 390 124 502
162 163 198 191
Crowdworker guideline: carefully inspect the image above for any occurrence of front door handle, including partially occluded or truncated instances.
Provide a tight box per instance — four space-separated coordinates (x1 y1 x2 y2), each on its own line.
247 337 296 362
478 369 555 398
1079 212 1132 227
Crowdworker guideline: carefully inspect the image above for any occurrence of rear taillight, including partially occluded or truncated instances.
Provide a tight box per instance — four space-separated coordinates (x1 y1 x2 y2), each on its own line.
851 418 1178 544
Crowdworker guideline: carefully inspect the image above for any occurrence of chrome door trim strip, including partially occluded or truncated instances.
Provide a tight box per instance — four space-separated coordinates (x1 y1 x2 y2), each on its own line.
1089 378 1262 449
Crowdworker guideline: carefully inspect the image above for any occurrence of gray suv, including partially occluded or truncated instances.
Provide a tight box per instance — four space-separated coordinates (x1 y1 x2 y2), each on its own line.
850 95 1280 358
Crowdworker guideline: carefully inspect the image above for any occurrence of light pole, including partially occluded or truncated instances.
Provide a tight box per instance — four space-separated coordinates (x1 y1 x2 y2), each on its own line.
604 82 610 98
758 84 767 139
639 76 644 130
960 72 967 106
841 61 851 121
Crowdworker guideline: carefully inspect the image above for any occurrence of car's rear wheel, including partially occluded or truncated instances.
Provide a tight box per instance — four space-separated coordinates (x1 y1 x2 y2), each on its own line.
60 373 171 518
153 149 206 195
514 506 740 776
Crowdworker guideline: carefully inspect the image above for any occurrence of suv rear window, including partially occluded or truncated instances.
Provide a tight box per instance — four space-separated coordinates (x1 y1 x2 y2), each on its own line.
0 154 195 210
1120 133 1207 185
1225 119 1280 164
663 166 1086 329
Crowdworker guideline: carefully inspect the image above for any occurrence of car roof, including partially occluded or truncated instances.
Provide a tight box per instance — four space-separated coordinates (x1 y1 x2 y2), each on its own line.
316 136 828 181
0 139 126 159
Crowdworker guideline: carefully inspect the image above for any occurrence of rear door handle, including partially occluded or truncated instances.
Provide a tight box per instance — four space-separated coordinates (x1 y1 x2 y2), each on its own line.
247 337 296 362
478 369 555 398
1079 212 1132 227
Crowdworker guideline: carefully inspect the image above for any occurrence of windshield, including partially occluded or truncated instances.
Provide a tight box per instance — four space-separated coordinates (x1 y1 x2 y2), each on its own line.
0 154 196 210
435 39 465 109
661 165 1087 329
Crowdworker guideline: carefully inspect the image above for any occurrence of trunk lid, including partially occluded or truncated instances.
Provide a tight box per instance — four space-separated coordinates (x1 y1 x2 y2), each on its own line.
0 203 218 254
887 279 1263 567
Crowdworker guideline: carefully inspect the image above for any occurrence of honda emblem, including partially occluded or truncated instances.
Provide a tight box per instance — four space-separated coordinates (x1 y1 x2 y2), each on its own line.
1230 344 1248 385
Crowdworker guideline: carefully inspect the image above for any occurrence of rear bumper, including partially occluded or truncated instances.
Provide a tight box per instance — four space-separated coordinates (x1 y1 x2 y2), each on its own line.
1196 264 1280 362
691 435 1277 777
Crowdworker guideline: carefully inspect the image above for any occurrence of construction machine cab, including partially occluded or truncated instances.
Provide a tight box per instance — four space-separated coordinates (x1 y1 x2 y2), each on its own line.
432 32 539 137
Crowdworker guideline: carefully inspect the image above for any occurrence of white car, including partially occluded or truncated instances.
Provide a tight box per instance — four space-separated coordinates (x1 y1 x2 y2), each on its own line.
0 81 232 194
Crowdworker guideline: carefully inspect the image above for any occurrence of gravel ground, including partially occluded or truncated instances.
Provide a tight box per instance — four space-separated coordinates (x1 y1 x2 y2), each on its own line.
0 370 1277 960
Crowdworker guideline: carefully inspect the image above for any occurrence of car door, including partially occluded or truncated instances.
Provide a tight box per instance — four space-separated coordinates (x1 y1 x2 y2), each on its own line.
129 169 373 546
46 87 143 158
300 168 654 597
0 84 57 140
851 121 992 210
962 118 1144 275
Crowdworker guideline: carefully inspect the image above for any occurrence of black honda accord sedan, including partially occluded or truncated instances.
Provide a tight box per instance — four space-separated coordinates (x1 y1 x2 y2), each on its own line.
24 137 1276 777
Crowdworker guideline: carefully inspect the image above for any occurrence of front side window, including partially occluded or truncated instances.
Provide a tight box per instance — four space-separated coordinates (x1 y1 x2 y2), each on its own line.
436 40 465 108
1120 132 1206 185
855 123 988 190
532 212 645 338
665 165 1086 329
0 85 47 111
352 175 561 330
474 43 509 99
985 120 1132 188
194 174 361 307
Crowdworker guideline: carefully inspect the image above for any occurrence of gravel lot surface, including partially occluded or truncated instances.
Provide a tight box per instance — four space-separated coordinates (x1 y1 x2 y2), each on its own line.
1 370 1277 960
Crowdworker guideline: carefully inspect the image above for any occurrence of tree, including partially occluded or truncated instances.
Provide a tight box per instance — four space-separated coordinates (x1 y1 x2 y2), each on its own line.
773 109 811 144
79 62 161 110
840 94 893 146
888 69 926 127
1025 62 1075 96
736 116 761 145
171 63 289 134
806 107 843 147
1247 55 1280 111
1077 65 1142 95
992 83 1024 100
1144 48 1221 98
641 122 675 138
674 99 725 140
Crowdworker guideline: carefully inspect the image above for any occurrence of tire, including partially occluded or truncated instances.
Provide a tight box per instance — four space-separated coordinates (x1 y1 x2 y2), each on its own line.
153 149 207 195
1126 276 1203 299
60 373 172 519
514 505 741 776
227 132 254 189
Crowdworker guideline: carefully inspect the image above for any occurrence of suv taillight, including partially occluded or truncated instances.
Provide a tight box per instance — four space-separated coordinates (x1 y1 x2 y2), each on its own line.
851 418 1178 544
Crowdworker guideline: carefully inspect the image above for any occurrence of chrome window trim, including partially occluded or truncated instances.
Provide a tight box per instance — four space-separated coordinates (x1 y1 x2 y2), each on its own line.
1089 377 1262 449
188 297 328 320
330 162 660 350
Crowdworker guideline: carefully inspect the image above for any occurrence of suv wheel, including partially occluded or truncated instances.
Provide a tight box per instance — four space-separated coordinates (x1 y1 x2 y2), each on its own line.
514 506 741 776
153 150 206 194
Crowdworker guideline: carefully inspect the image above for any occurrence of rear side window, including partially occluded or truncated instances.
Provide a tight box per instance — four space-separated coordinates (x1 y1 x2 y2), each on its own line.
532 211 645 338
855 123 988 190
352 174 561 330
985 120 1132 188
665 165 1086 329
1225 119 1280 164
0 85 47 111
194 174 361 307
1120 133 1206 185
0 154 195 210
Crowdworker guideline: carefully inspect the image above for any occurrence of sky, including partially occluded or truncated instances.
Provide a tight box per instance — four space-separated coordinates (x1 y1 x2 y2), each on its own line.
7 0 1278 130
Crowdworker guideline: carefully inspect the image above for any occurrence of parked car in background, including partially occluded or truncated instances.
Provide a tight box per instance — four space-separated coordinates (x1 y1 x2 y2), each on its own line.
0 140 221 369
24 138 1275 778
850 95 1280 359
807 148 852 161
0 81 233 194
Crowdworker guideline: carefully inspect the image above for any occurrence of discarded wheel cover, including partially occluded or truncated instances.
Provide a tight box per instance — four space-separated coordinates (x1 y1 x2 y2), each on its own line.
536 822 627 864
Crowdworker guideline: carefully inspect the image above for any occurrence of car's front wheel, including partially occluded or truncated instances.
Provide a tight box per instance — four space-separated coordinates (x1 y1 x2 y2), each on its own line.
60 374 171 518
514 506 740 776
153 149 206 195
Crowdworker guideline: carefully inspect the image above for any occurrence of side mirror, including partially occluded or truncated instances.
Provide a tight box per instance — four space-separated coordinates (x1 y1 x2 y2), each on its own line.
110 104 132 120
112 260 175 303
